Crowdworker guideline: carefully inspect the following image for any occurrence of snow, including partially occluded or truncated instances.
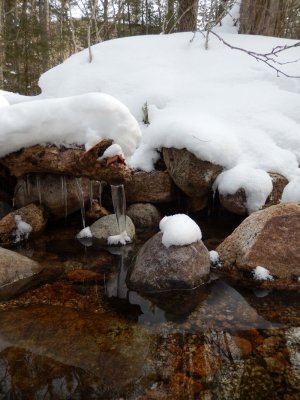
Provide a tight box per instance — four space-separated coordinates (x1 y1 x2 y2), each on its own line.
253 266 274 281
37 31 300 213
213 2 240 34
0 95 9 108
281 177 300 203
107 231 131 246
159 214 202 248
99 143 124 160
214 165 273 213
1 13 299 212
76 226 92 239
209 250 221 268
0 92 141 160
13 215 32 243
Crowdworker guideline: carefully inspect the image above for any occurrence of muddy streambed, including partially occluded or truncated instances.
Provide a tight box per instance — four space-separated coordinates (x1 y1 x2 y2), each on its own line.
0 219 299 400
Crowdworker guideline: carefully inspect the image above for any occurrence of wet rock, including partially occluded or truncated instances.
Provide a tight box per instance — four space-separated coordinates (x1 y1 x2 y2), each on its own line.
86 200 110 220
14 174 102 219
186 195 209 212
163 148 222 197
217 203 300 290
185 343 221 379
0 203 47 245
127 232 210 292
0 247 41 300
124 170 176 203
90 214 135 245
126 203 162 233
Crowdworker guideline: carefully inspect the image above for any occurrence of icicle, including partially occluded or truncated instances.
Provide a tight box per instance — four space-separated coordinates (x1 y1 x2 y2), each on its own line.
89 180 93 209
26 174 31 199
61 176 68 220
36 175 42 205
75 177 86 228
97 181 103 207
111 184 126 234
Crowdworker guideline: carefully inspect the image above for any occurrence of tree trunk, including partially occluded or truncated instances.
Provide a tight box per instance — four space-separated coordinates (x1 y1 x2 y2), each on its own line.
0 0 4 87
178 0 198 32
239 0 289 37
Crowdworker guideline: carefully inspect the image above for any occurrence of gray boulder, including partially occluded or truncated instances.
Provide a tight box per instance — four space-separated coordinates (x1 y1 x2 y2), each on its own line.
90 214 135 245
127 232 210 292
126 203 161 232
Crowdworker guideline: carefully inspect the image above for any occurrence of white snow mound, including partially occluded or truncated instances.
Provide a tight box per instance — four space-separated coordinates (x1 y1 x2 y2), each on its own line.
253 266 274 281
0 92 141 160
159 214 202 248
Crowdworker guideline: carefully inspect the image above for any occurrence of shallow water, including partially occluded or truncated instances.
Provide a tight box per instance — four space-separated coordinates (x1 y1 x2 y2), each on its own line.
0 226 299 400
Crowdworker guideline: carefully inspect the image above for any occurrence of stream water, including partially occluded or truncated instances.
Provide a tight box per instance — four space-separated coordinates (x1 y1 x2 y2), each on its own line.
0 218 299 400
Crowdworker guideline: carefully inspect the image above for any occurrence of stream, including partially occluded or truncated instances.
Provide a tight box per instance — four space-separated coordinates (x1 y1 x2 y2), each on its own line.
0 216 299 400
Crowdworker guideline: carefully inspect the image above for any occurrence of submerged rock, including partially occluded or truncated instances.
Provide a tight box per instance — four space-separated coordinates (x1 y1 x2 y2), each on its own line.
90 214 135 245
217 203 300 290
127 232 210 292
0 203 46 245
163 147 222 197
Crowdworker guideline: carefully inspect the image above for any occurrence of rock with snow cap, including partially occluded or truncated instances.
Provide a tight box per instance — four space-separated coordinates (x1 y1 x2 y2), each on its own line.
163 148 223 198
90 214 135 246
127 215 210 292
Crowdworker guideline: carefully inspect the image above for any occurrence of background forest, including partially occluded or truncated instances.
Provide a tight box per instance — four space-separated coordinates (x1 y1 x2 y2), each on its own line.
0 0 299 95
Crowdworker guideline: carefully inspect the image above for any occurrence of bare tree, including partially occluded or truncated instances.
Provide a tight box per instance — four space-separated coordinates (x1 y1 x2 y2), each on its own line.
178 0 199 32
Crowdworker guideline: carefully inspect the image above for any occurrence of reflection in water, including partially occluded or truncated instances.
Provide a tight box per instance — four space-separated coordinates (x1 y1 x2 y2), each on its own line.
0 241 299 399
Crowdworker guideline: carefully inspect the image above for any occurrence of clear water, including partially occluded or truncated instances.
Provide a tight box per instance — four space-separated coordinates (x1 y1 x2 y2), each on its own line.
0 227 299 400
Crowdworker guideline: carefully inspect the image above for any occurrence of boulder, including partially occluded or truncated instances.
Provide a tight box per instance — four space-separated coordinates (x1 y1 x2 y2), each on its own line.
127 232 210 292
217 203 300 290
126 203 161 232
0 247 41 299
163 148 222 197
124 170 176 203
0 203 47 245
186 195 209 212
90 214 135 245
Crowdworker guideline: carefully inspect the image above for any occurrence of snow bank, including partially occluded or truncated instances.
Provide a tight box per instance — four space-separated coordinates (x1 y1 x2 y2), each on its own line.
0 95 9 108
38 32 300 212
76 226 93 239
0 92 141 160
107 230 132 246
159 214 202 248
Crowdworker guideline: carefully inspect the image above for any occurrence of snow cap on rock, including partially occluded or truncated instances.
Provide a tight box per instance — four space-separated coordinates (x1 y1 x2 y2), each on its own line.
159 214 202 248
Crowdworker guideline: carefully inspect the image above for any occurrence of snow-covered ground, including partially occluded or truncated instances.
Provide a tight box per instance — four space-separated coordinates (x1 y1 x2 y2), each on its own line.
1 9 300 211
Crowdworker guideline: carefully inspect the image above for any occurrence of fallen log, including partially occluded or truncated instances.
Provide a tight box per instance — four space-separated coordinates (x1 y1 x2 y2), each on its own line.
0 140 127 183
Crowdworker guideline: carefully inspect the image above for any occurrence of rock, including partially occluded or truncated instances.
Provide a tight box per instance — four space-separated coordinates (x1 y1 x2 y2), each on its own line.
14 174 103 219
126 203 162 232
265 173 289 208
0 247 41 300
65 269 105 283
0 203 47 245
124 170 176 203
162 148 222 197
217 203 300 290
219 173 289 216
90 214 135 245
186 195 209 212
219 188 248 215
86 200 110 220
127 232 210 292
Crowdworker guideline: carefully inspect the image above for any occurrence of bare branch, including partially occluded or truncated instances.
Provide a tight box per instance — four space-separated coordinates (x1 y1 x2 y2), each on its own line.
209 30 300 78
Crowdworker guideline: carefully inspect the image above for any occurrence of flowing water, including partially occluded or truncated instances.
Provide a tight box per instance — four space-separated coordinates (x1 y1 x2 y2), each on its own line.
0 222 299 400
